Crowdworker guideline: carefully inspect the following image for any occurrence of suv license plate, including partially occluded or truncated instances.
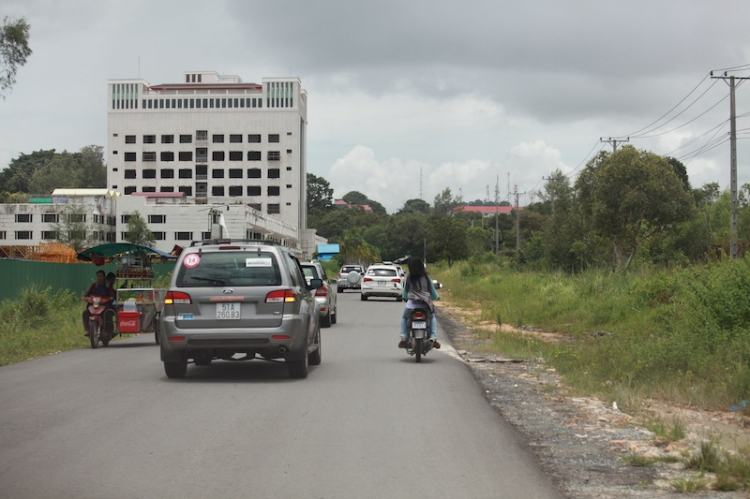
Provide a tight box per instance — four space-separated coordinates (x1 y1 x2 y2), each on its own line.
216 303 241 320
412 321 427 329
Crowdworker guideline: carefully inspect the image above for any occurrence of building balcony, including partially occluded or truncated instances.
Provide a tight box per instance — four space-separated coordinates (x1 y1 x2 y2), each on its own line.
196 192 207 198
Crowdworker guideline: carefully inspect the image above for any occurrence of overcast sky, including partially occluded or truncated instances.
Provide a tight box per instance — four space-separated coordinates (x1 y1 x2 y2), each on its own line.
2 0 749 212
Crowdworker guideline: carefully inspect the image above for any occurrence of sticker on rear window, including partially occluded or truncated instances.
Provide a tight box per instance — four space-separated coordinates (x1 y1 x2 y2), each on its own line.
246 257 272 267
183 254 200 268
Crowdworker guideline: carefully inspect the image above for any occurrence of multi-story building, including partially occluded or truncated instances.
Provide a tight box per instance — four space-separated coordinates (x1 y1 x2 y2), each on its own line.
0 189 117 255
107 70 312 252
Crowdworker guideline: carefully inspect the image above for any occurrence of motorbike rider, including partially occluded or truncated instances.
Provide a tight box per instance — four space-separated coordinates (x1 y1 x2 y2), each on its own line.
398 257 440 349
81 270 116 334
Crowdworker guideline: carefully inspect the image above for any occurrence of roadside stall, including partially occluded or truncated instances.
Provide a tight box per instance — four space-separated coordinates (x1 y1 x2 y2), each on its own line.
77 243 175 348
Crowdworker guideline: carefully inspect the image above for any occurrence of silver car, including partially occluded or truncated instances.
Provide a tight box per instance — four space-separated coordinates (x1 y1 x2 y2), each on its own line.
360 264 403 301
336 264 365 292
301 261 337 328
159 240 323 379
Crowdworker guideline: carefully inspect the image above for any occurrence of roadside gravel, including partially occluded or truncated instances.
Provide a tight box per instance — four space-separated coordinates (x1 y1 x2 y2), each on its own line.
437 306 749 498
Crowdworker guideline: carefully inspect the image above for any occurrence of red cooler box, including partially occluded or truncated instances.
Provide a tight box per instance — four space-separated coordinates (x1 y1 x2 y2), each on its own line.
118 311 141 333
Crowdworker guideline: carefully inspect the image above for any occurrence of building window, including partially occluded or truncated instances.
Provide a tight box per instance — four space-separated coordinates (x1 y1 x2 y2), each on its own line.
286 184 292 189
268 168 280 179
211 186 225 196
124 152 136 162
247 186 261 196
229 186 243 196
212 151 225 161
42 213 58 223
267 204 280 215
148 215 166 224
143 135 156 144
121 231 130 240
180 134 192 143
247 203 261 211
161 169 174 179
160 186 175 192
179 168 193 179
196 130 207 141
196 165 208 178
287 132 292 136
41 230 58 240
212 169 225 179
286 166 293 171
15 231 32 240
229 151 243 161
248 134 261 143
124 169 136 179
142 186 156 192
124 186 137 195
125 135 136 144
152 232 166 241
268 151 280 161
121 215 132 224
141 152 156 162
248 151 261 161
212 134 224 143
179 151 193 161
66 214 85 223
143 169 156 179
268 186 280 196
229 134 242 143
179 186 193 196
268 134 280 143
160 151 174 162
175 232 193 241
229 168 243 179
161 135 174 144
196 148 208 162
247 168 261 178
15 214 32 223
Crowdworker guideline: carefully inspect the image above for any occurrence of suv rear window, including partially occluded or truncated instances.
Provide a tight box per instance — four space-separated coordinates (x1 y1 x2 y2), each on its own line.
368 268 397 277
301 266 319 280
176 251 282 287
341 266 362 273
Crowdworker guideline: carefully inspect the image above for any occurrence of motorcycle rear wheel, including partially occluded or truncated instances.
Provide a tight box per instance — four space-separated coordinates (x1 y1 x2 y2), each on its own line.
415 338 423 363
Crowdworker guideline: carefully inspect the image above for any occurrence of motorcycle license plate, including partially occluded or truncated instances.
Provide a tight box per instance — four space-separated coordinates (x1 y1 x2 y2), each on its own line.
412 321 427 329
216 303 240 320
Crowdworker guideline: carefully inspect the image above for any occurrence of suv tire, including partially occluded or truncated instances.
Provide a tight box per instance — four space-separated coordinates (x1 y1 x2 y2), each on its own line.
287 350 309 379
360 294 368 301
164 360 187 379
321 311 332 328
309 328 322 366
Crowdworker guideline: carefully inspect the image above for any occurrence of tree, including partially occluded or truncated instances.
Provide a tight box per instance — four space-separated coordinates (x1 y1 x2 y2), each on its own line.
428 215 468 266
307 173 333 212
77 145 107 188
341 191 387 214
0 17 32 96
576 146 694 271
125 211 154 247
53 203 92 251
0 149 56 193
398 198 431 216
433 188 461 217
29 153 82 194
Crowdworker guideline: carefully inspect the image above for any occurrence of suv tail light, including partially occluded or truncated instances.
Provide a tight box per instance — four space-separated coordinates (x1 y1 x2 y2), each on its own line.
391 278 401 284
315 287 328 297
165 291 192 304
363 277 373 282
413 311 427 320
266 289 296 303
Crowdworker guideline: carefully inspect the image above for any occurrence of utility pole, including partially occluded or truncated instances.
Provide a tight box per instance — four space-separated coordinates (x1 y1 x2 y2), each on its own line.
513 185 526 251
600 136 629 153
494 176 500 255
542 176 555 216
711 71 750 259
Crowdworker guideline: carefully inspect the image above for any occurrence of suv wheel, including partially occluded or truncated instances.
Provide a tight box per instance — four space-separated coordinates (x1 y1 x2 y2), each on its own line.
287 350 309 379
164 360 187 379
309 328 322 366
321 311 332 328
360 294 368 301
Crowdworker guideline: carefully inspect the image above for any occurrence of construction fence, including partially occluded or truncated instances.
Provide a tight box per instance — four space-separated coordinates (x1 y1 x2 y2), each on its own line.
0 259 176 303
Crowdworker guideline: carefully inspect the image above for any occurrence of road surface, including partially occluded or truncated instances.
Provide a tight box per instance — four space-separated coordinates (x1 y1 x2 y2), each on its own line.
0 292 561 498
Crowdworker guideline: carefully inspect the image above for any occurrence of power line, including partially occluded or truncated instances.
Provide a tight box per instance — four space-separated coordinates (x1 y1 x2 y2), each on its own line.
564 139 603 178
634 91 728 138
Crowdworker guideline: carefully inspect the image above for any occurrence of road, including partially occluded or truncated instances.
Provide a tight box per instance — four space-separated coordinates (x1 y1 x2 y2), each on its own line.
0 292 561 499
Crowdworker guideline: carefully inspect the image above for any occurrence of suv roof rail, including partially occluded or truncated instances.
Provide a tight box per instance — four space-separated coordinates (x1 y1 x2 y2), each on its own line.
190 239 281 247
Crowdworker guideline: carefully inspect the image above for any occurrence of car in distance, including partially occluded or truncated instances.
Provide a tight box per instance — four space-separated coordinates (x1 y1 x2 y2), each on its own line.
360 264 403 301
337 264 365 292
300 261 337 328
159 239 323 379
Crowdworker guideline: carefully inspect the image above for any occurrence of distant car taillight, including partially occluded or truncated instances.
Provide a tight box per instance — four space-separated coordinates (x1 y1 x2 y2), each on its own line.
413 311 427 320
363 277 373 282
265 289 296 303
392 278 401 284
165 291 192 304
315 287 328 297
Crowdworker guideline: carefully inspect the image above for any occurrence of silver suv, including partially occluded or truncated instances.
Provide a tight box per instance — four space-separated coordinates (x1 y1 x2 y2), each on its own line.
159 240 323 379
301 261 337 328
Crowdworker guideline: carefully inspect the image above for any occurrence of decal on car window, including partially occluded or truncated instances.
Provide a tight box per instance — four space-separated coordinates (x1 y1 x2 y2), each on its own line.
246 257 273 267
183 254 200 268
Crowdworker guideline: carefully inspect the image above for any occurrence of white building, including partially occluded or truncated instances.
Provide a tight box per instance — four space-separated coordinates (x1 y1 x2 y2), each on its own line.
107 70 316 254
0 189 117 249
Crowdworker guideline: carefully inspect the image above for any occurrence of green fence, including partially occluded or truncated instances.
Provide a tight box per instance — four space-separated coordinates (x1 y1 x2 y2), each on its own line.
0 260 176 302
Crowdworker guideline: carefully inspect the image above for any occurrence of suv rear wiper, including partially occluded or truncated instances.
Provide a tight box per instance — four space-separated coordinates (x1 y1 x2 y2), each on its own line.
190 276 227 285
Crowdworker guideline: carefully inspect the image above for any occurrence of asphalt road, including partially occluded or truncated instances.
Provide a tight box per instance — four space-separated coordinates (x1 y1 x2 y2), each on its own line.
0 292 561 499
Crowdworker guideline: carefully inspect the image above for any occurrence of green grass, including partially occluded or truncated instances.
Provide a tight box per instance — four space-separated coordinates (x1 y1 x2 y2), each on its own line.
432 259 750 411
0 285 103 365
645 417 687 442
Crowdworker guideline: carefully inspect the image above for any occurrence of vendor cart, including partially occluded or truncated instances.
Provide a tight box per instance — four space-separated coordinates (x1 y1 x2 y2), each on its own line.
77 243 175 348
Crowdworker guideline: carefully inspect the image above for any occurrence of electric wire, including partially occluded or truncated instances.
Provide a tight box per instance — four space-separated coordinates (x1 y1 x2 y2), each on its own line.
634 92 729 139
663 120 728 157
711 63 750 72
564 139 603 179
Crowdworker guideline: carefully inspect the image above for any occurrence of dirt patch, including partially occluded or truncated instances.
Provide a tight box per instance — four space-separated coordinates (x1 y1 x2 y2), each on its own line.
436 303 750 498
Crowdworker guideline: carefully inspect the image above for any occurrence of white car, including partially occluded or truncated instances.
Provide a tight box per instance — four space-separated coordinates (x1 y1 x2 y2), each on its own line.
360 264 403 301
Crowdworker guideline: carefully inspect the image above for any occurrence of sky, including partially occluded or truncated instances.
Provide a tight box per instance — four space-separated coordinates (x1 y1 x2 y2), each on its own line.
2 0 750 213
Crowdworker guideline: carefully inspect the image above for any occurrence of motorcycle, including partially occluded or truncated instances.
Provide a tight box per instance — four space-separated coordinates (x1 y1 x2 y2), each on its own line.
85 295 116 349
405 307 435 363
